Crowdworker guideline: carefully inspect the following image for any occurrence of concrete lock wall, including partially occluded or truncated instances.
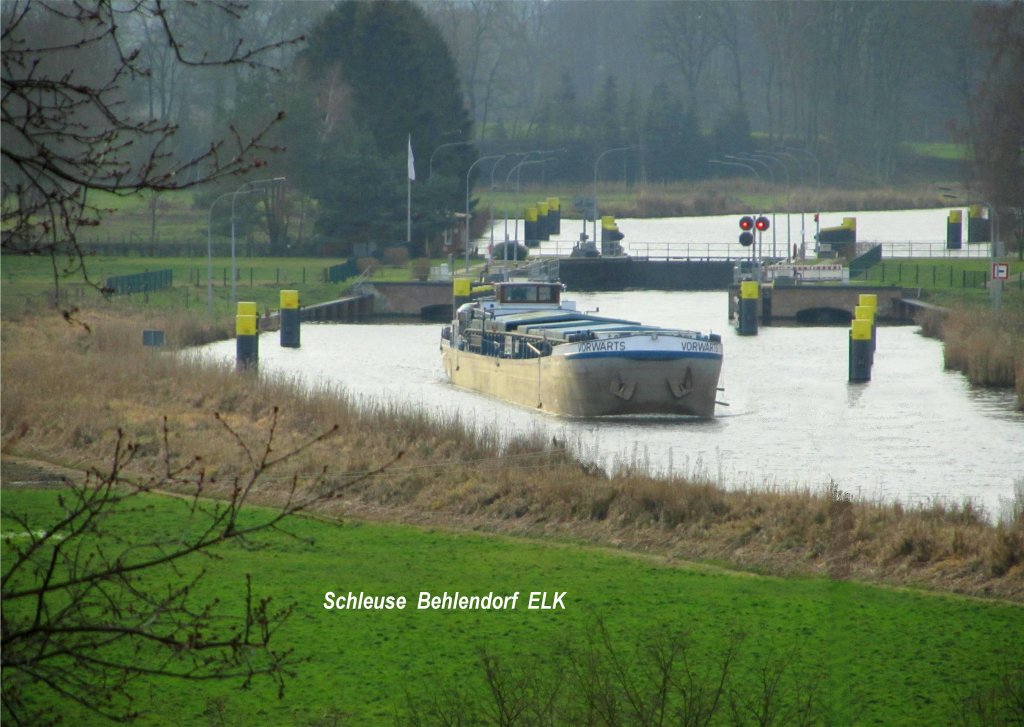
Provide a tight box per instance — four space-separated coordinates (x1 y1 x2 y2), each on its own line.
557 259 734 292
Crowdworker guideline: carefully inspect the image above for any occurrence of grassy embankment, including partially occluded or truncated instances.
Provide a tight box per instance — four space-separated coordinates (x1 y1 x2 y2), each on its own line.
73 181 968 251
2 307 1022 601
0 251 417 321
480 179 965 221
4 485 1022 725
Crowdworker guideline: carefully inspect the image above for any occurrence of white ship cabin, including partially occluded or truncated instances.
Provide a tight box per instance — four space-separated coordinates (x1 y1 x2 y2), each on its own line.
493 281 565 308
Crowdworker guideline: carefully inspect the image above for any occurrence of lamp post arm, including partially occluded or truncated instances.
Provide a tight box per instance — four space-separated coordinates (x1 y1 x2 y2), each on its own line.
465 155 504 271
429 140 474 179
206 190 236 317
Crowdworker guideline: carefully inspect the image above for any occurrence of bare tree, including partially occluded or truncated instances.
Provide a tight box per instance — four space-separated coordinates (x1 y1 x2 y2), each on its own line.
1 0 300 300
1 409 396 723
649 2 724 116
966 1 1024 259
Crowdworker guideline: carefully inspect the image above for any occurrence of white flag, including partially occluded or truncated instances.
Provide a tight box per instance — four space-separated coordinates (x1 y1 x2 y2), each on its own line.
407 135 416 181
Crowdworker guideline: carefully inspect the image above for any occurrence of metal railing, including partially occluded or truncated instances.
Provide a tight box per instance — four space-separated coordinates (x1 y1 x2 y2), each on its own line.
526 239 997 261
533 241 743 261
861 240 994 259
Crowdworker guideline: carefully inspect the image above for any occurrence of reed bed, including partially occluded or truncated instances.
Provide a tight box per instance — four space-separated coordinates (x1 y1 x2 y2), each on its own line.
936 304 1024 409
502 180 963 219
2 307 1021 599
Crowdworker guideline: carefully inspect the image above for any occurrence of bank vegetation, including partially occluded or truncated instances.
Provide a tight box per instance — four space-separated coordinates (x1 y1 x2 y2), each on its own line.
922 303 1024 410
2 307 1022 601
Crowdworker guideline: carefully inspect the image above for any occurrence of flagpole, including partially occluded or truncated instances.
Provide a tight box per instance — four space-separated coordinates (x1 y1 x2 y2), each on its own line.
407 134 415 245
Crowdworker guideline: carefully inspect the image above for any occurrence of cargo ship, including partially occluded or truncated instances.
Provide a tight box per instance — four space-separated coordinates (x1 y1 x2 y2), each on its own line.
440 281 723 417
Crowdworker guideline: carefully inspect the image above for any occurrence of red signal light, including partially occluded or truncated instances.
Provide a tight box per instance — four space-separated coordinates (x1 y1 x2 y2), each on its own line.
755 216 770 231
739 216 754 231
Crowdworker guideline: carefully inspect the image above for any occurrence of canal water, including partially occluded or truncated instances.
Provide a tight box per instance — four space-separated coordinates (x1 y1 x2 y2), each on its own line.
488 207 993 259
197 289 1023 519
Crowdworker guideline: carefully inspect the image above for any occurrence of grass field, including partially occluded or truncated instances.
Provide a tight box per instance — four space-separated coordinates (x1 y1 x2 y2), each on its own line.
4 487 1021 725
0 254 418 319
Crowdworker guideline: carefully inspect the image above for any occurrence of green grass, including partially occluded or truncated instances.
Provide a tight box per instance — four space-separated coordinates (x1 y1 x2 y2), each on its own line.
4 488 1021 725
852 257 1024 306
907 142 971 161
79 189 210 242
0 254 417 318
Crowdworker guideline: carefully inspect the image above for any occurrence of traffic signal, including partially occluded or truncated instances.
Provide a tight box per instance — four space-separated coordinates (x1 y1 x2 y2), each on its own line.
739 216 754 231
739 231 754 247
755 216 770 231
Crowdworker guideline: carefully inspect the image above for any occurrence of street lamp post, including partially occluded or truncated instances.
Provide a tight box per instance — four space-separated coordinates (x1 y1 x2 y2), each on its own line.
207 191 235 317
499 150 560 258
465 155 504 272
229 177 286 310
770 148 804 257
751 153 791 259
729 154 777 257
711 159 765 264
987 201 1002 310
784 146 822 257
593 146 635 245
513 159 546 261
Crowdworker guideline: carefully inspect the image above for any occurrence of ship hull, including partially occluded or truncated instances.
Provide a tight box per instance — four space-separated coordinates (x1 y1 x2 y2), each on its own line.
442 334 722 418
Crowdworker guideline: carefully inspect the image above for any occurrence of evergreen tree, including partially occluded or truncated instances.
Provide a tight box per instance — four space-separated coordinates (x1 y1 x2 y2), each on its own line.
294 1 474 254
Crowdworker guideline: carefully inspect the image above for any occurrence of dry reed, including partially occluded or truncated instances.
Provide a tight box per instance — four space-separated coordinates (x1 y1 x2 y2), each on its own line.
937 304 1024 408
2 307 1021 600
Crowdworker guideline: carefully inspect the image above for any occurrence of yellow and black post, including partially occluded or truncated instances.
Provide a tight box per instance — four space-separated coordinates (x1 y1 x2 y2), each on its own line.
236 301 259 371
537 200 549 241
280 289 300 348
967 204 990 243
524 205 539 247
857 293 877 359
547 197 560 235
849 318 873 383
738 281 759 336
453 278 472 310
946 210 962 249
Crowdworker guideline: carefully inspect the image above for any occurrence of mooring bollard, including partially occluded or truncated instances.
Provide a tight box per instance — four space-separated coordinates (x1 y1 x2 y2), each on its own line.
142 329 165 347
547 197 561 235
947 209 963 249
523 205 538 246
738 280 759 336
849 318 873 383
453 278 472 310
857 293 878 359
280 289 300 348
236 301 258 371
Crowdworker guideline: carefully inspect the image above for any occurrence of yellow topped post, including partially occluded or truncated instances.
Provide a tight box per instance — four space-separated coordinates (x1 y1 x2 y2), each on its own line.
235 308 259 369
738 281 759 335
857 293 877 310
279 290 301 348
280 290 299 309
851 318 873 341
547 196 562 235
235 314 258 336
